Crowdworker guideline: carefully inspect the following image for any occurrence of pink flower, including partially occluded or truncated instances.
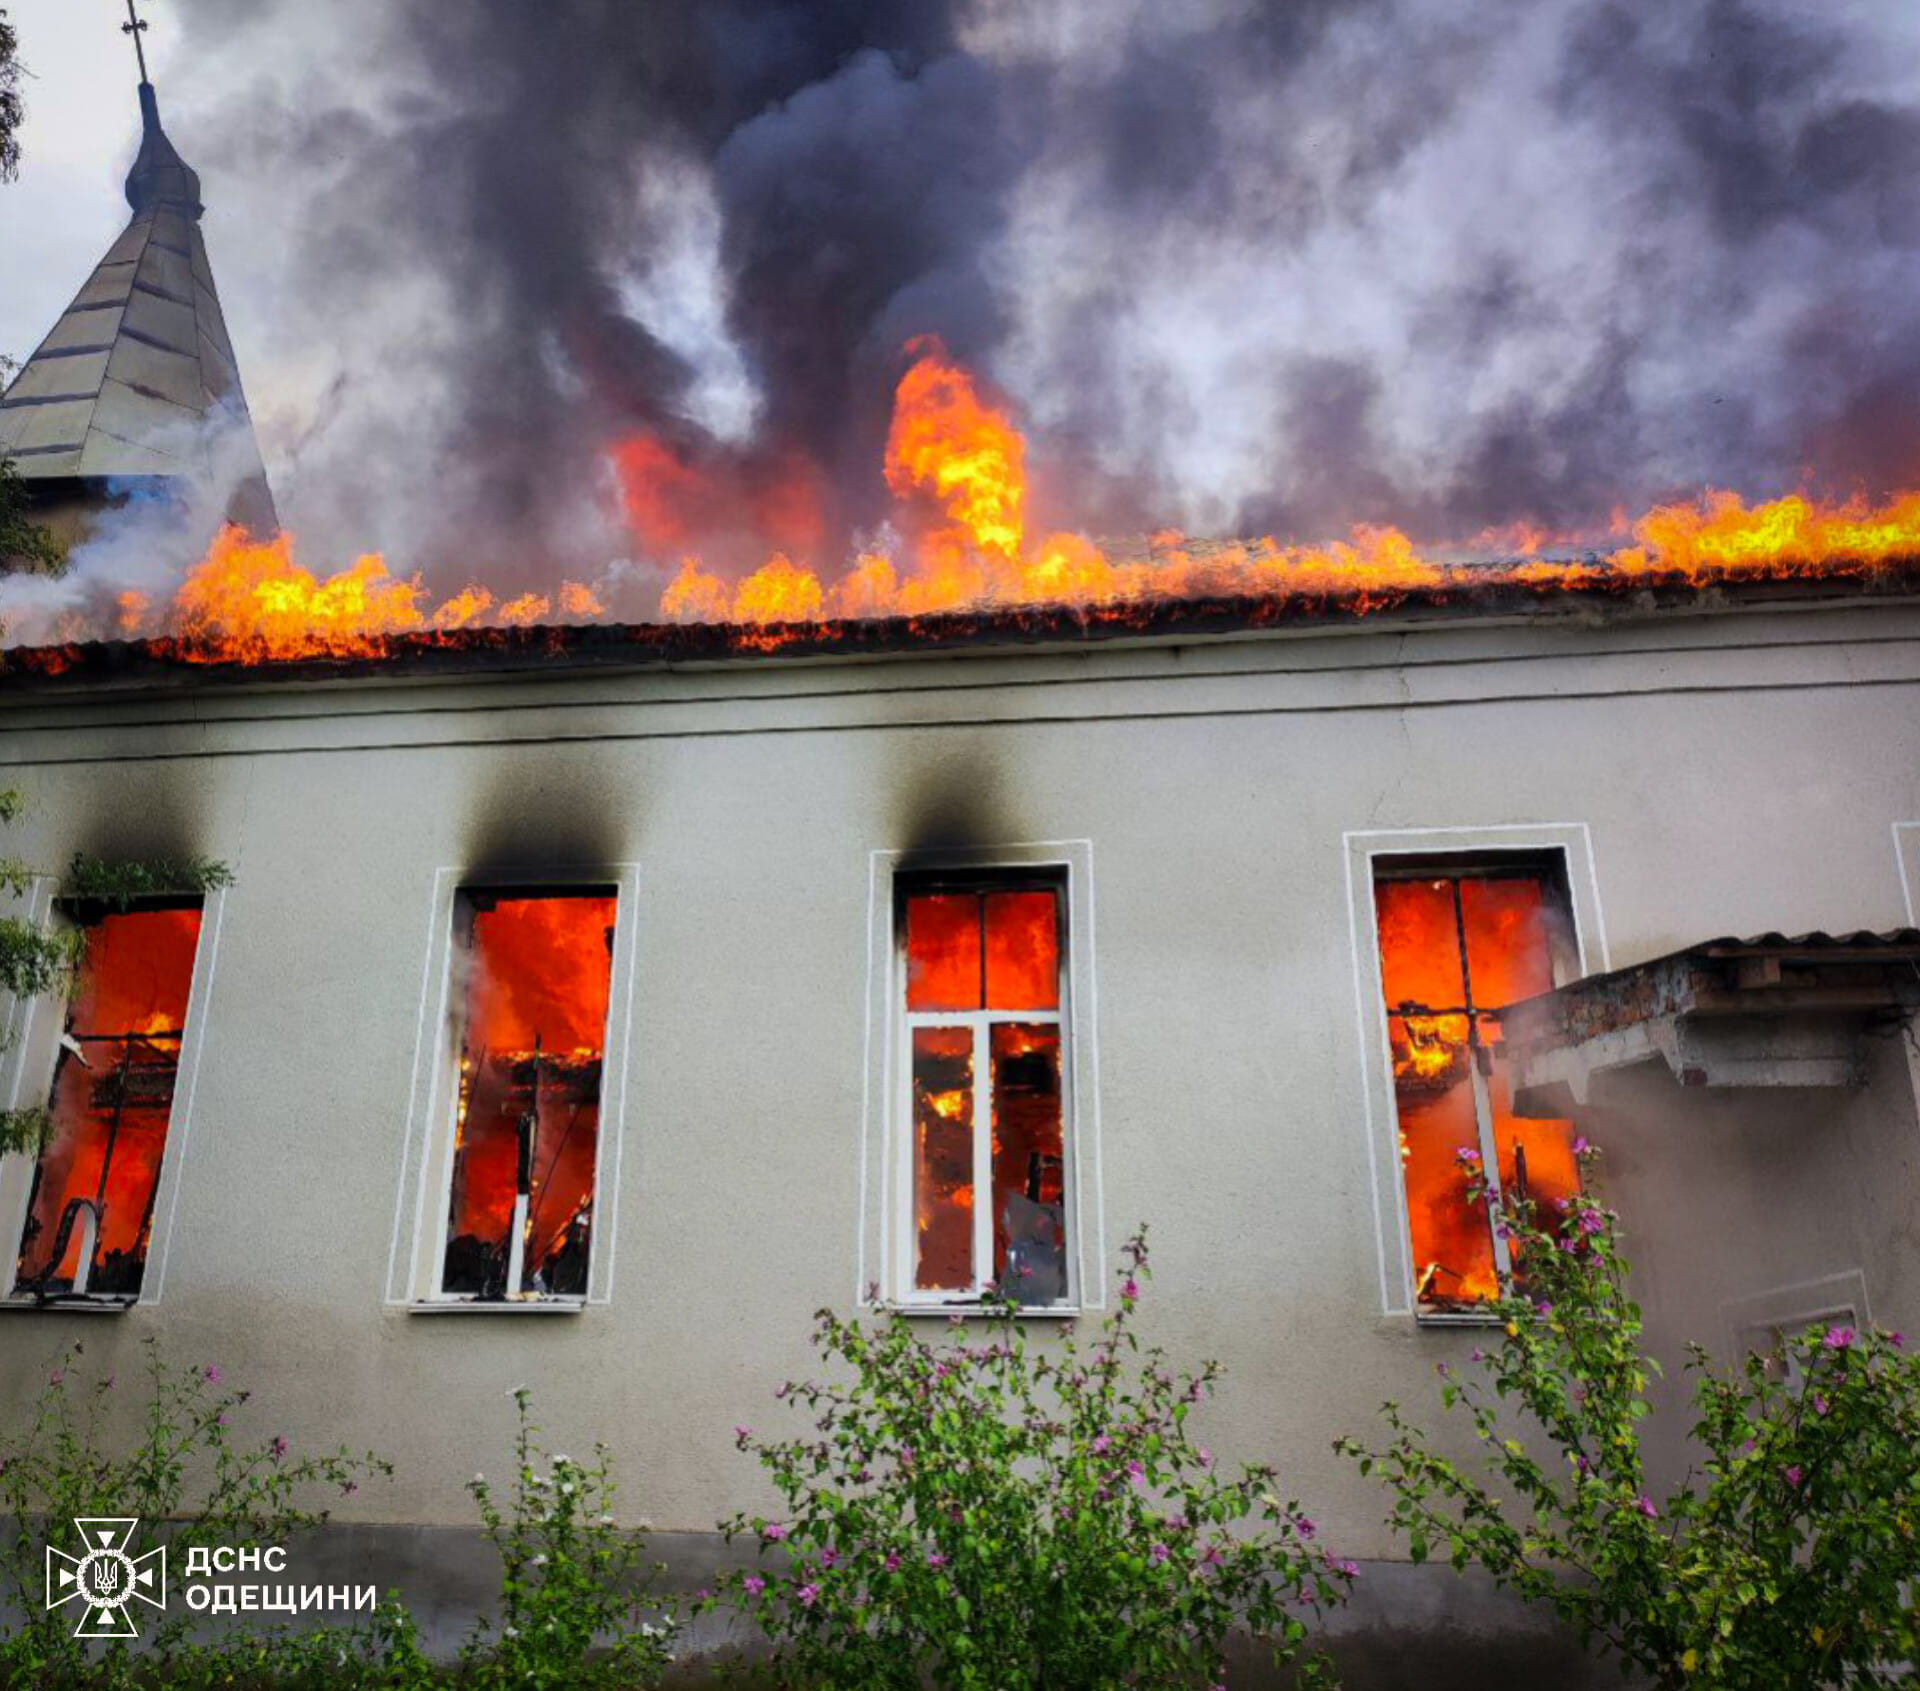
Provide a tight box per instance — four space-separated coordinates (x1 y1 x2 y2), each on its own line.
1121 1277 1140 1302
269 1435 288 1463
883 1553 900 1573
1577 1209 1604 1235
1571 1135 1591 1155
1335 1558 1360 1578
926 1552 947 1568
763 1522 788 1542
1813 1393 1830 1417
1891 1332 1906 1350
1824 1325 1856 1351
744 1574 766 1596
1149 1543 1169 1563
1785 1466 1803 1488
1296 1517 1317 1540
48 1370 63 1387
1126 1459 1146 1487
734 1425 754 1447
820 1548 840 1569
1455 1146 1480 1163
797 1583 820 1608
1091 1434 1110 1454
204 1365 223 1385
1634 1495 1657 1518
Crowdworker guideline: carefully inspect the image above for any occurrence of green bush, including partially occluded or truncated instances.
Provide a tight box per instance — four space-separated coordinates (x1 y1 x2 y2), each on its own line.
0 1338 391 1690
459 1386 674 1690
1339 1142 1920 1689
714 1227 1351 1690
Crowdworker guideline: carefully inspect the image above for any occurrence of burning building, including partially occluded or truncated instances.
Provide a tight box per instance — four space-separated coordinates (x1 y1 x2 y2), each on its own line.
3 31 1920 1691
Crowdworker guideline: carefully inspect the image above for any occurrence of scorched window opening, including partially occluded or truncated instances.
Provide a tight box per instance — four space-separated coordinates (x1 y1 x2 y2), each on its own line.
896 873 1072 1309
10 898 205 1304
1370 855 1582 1319
435 886 617 1305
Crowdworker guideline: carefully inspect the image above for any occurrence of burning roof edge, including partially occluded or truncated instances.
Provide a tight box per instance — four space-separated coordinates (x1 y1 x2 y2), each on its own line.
6 555 1920 697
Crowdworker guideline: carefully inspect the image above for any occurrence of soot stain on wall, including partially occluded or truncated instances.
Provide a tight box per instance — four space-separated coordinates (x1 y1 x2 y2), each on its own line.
68 766 224 868
460 753 631 879
890 736 1016 865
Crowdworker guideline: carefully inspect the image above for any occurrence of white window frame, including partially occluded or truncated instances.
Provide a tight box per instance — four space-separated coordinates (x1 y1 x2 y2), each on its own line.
0 881 225 1309
386 864 641 1312
1345 824 1609 1321
895 876 1068 1309
860 841 1104 1316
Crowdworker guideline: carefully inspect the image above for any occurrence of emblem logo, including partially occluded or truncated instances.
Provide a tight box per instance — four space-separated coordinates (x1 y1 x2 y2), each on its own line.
46 1518 167 1638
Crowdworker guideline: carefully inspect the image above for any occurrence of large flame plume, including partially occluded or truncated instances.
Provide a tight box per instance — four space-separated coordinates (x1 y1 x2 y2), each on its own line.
9 339 1920 669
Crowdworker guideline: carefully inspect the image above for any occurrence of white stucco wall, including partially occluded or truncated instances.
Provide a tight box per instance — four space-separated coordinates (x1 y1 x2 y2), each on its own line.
0 594 1916 1569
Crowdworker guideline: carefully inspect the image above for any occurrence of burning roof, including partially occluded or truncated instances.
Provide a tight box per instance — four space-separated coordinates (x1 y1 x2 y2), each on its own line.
6 554 1920 696
7 340 1920 691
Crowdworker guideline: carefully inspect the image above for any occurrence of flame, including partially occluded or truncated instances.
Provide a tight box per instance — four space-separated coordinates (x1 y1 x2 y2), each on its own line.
134 528 608 664
9 340 1920 673
885 335 1027 560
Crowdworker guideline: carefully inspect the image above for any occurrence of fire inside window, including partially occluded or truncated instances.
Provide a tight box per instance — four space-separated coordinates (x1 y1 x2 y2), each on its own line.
439 890 616 1302
1372 861 1581 1315
900 880 1069 1306
12 903 204 1301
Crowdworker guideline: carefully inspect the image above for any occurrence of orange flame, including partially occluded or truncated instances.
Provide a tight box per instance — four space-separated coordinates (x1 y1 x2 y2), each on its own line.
885 335 1027 560
15 341 1920 671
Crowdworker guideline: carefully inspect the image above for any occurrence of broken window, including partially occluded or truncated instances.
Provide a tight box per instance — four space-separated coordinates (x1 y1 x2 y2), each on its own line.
437 889 616 1302
900 879 1070 1306
12 902 204 1301
1372 860 1581 1315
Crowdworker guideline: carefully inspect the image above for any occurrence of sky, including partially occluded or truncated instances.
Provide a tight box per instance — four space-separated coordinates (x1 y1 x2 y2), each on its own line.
4 0 1920 610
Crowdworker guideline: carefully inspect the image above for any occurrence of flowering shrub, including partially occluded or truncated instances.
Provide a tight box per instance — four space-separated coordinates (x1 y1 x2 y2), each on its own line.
1338 1142 1920 1690
715 1227 1352 1689
459 1386 674 1690
0 1338 392 1691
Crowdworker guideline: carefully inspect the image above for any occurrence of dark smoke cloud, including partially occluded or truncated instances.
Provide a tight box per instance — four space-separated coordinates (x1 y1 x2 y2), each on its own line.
153 0 1920 595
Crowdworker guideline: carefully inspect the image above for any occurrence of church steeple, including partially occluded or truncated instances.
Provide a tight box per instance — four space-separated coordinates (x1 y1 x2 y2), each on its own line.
125 82 205 219
0 6 276 547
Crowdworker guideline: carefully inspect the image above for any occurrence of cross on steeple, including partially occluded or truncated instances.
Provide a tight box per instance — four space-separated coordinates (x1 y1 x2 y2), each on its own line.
121 0 151 85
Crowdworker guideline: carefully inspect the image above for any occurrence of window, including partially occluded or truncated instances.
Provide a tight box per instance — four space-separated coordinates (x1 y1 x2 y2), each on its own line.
1371 859 1581 1315
11 901 204 1302
897 877 1071 1307
434 889 616 1303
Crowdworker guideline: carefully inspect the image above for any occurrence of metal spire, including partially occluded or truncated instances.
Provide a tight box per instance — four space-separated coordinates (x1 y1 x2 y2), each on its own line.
121 0 151 85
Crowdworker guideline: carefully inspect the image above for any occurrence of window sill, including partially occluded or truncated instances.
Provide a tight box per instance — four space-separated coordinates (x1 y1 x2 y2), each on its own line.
1413 1309 1505 1329
407 1299 587 1316
879 1302 1082 1321
0 1295 136 1315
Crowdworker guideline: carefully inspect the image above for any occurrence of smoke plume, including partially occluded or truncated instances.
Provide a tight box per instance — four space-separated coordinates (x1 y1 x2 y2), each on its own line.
149 0 1920 600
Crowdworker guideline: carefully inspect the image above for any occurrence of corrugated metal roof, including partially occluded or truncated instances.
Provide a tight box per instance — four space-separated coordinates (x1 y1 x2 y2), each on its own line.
0 82 271 514
1697 930 1920 957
